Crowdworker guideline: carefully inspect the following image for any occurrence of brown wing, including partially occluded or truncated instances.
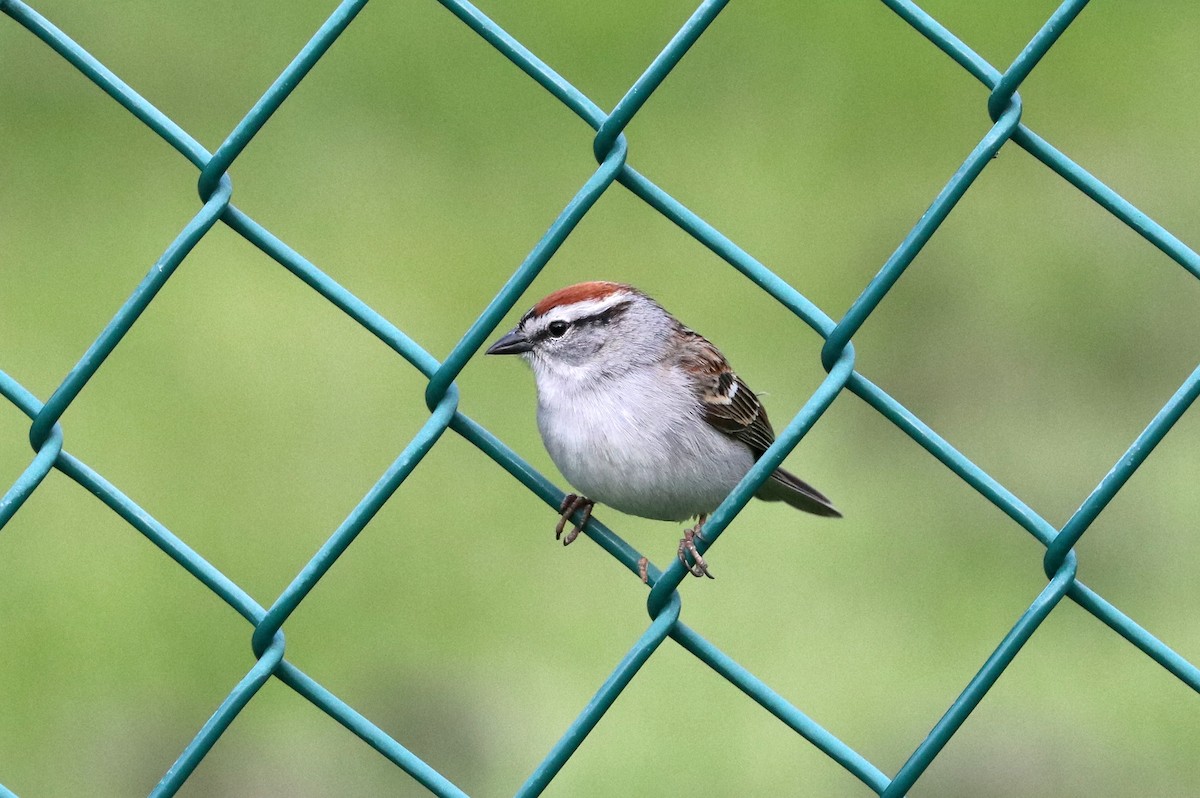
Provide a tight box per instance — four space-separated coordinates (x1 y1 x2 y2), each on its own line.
676 329 777 457
677 327 842 518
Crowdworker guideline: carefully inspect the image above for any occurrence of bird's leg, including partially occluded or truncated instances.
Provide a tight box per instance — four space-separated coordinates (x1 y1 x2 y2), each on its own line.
555 494 594 546
677 514 714 579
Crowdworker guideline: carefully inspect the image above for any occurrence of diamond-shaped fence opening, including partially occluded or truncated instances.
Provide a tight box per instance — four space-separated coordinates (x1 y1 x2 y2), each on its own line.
2 0 1198 795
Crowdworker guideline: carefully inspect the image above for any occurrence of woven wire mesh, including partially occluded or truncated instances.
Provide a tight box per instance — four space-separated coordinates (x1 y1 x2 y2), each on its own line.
2 0 1198 795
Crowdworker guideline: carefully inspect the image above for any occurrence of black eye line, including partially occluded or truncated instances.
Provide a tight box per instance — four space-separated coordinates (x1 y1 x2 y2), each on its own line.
530 300 631 344
590 300 630 326
529 322 567 345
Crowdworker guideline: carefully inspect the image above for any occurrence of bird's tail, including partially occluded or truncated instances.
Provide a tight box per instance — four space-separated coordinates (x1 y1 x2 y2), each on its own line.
756 467 842 518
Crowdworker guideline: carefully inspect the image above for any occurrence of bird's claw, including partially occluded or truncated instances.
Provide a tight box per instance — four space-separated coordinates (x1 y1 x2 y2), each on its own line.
555 494 594 546
677 521 714 579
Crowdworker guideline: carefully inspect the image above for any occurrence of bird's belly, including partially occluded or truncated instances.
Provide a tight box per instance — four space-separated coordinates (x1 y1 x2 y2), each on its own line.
537 392 755 522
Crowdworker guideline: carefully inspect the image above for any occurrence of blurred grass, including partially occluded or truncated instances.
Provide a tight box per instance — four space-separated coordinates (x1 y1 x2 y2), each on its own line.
1 1 1199 796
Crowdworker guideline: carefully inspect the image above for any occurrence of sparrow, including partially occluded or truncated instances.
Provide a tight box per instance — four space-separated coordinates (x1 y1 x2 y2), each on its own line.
486 281 839 579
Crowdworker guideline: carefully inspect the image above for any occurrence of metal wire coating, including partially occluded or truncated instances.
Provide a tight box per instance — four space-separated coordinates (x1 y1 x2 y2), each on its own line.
2 0 1197 794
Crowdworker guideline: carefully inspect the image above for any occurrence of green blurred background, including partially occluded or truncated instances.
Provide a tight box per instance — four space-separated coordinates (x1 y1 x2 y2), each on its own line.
2 1 1199 795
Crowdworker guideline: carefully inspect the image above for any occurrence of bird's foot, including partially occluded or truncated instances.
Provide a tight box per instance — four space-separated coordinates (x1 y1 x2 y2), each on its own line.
555 494 594 546
637 556 649 584
677 516 714 579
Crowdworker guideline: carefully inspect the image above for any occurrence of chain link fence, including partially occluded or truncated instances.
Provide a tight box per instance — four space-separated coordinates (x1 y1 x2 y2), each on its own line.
2 0 1198 795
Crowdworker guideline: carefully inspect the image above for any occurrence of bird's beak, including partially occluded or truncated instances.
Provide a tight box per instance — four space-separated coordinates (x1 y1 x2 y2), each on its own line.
486 326 533 355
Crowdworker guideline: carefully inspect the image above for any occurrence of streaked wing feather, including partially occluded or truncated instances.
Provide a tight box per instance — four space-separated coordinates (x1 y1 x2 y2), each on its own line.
678 329 777 457
677 327 841 518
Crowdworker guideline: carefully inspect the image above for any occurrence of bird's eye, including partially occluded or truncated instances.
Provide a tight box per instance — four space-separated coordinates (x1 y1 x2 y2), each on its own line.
547 320 569 338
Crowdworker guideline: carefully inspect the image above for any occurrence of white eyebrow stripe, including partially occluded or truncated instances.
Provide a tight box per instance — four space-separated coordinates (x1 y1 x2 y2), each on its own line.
530 293 631 327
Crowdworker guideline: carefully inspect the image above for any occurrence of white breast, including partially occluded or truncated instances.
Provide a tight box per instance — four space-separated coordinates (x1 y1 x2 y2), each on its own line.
533 363 755 521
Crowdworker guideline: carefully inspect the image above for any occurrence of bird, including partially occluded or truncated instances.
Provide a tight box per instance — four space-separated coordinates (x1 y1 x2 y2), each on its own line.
486 280 840 580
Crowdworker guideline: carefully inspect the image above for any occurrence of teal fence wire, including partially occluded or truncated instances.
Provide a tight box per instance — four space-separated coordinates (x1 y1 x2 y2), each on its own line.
2 0 1198 795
